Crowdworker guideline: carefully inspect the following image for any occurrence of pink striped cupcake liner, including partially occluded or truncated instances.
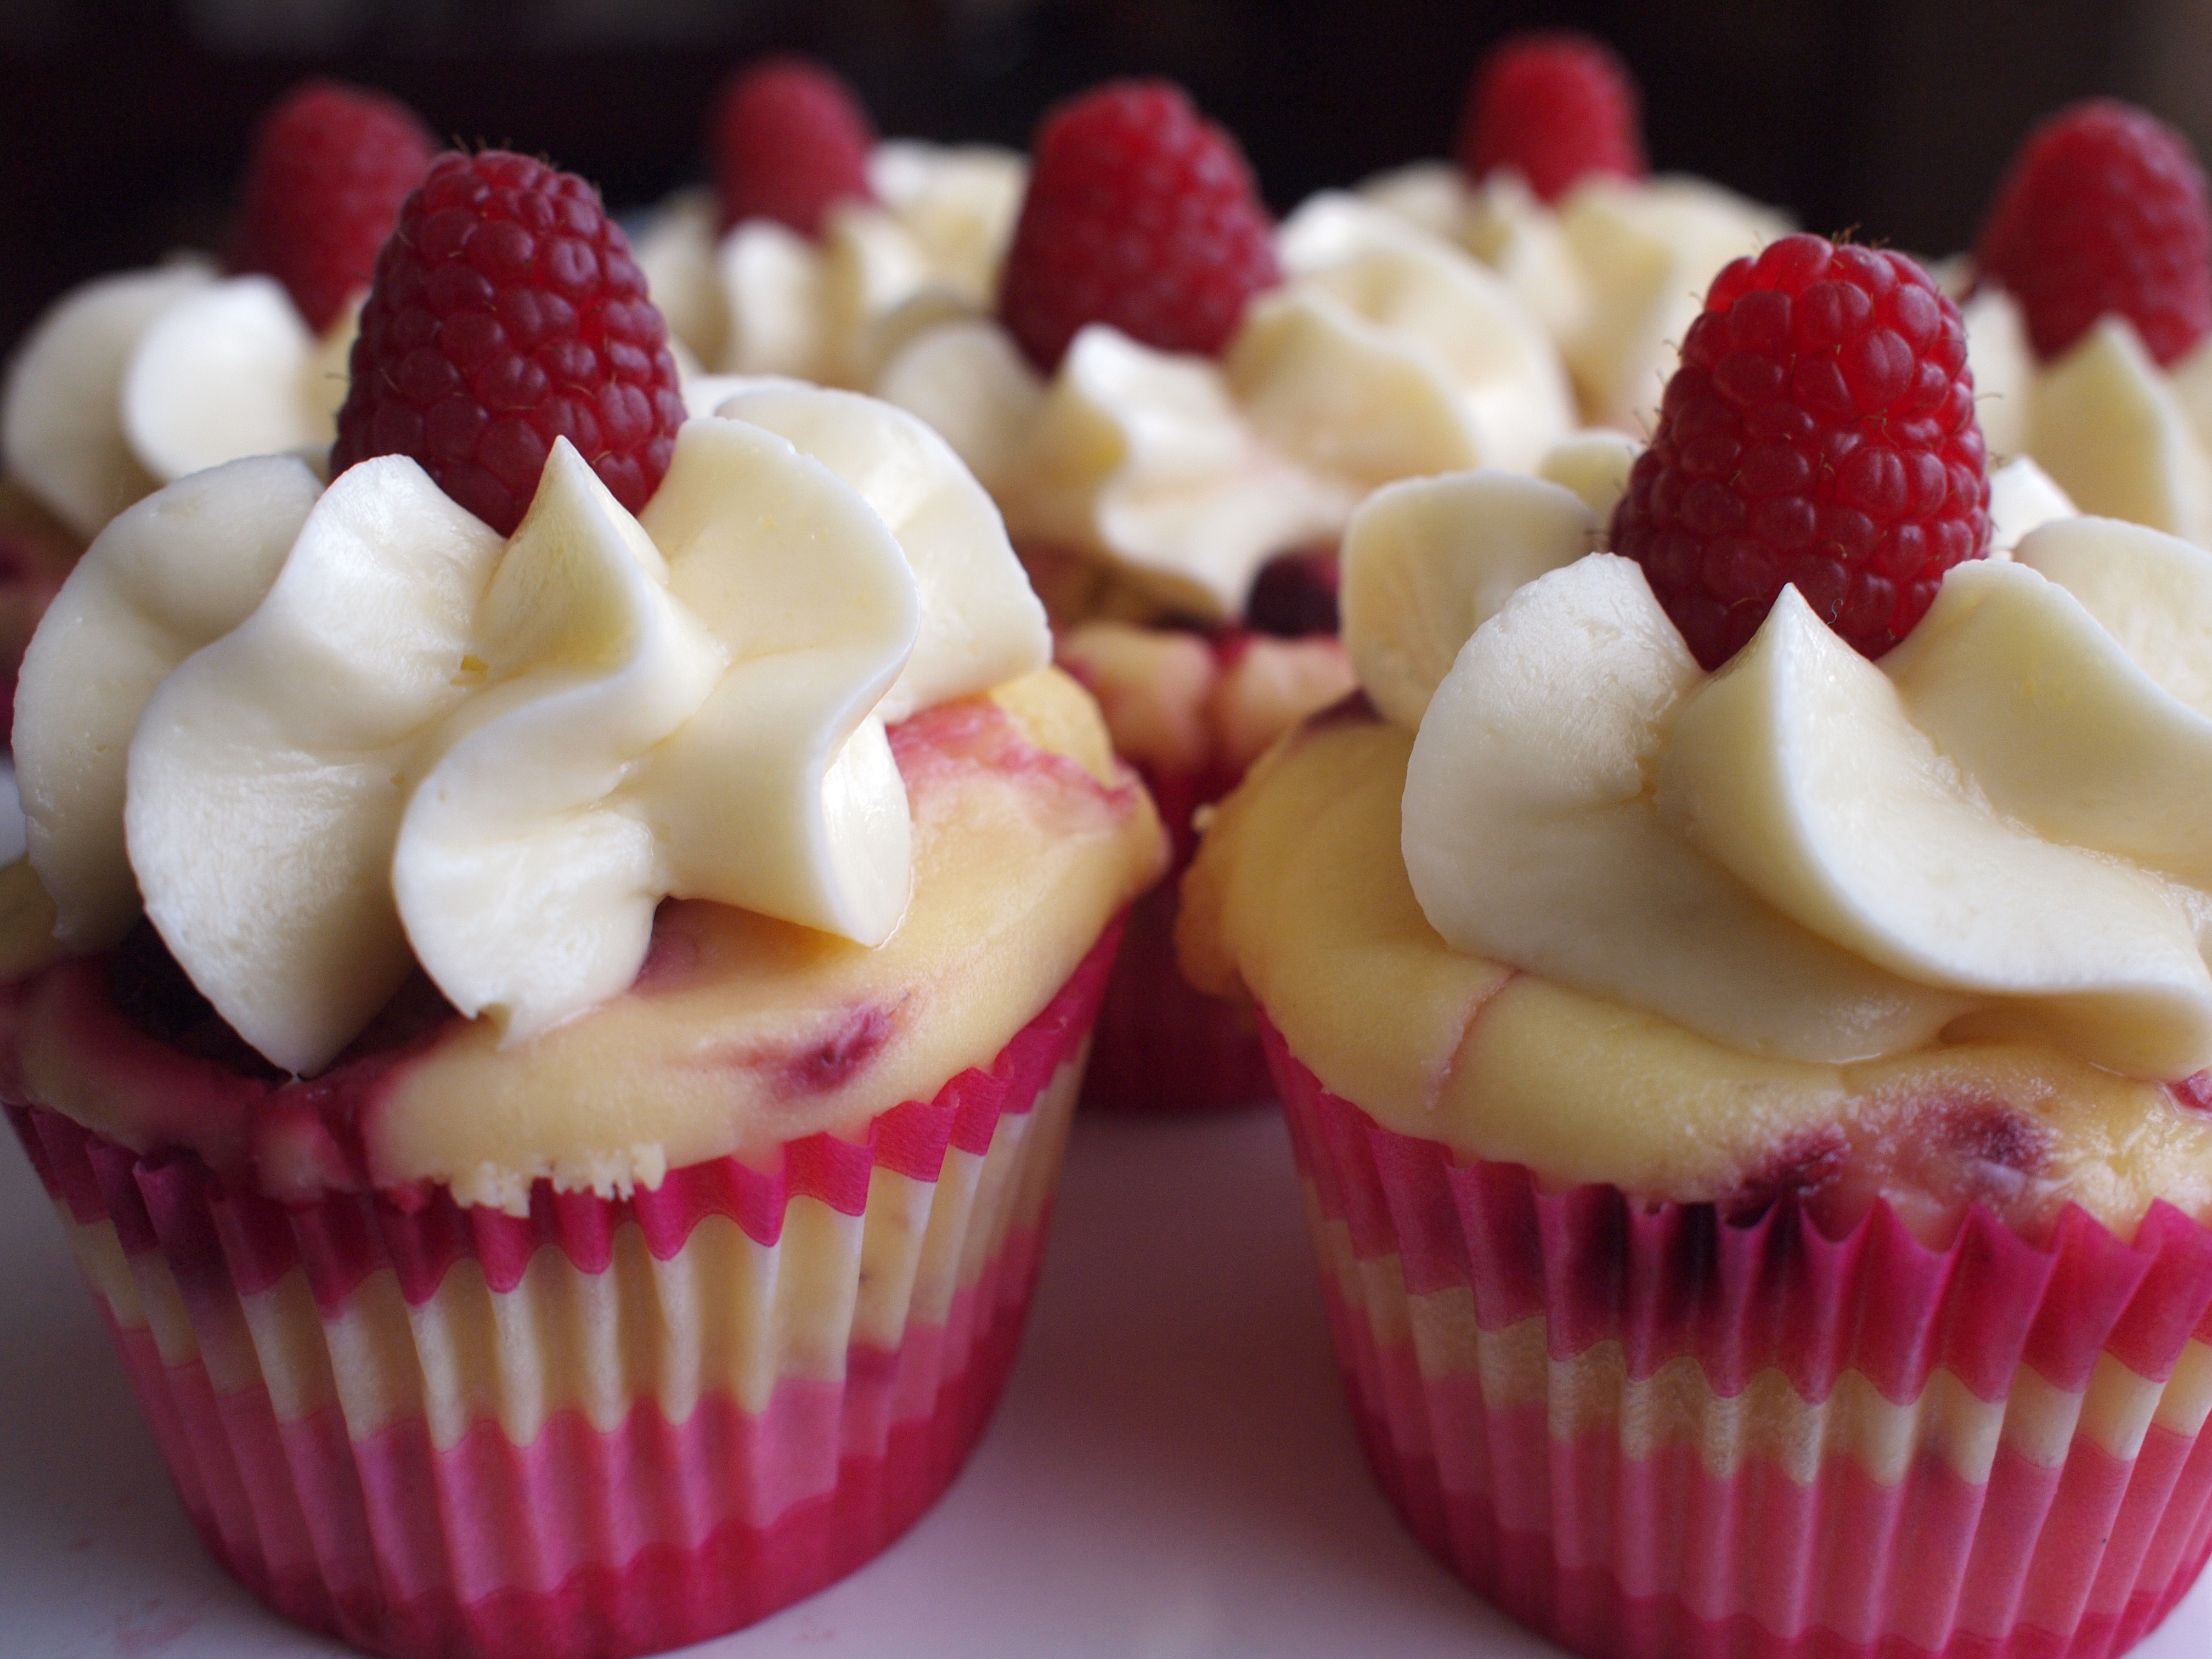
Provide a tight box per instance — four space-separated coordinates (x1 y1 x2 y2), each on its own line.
1261 1011 2212 1659
6 921 1120 1659
1081 756 1272 1114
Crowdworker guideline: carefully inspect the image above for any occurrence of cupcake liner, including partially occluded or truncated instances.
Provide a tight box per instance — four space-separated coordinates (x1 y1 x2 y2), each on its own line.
1081 757 1272 1114
1079 878 1273 1114
1260 1011 2212 1659
7 921 1119 1659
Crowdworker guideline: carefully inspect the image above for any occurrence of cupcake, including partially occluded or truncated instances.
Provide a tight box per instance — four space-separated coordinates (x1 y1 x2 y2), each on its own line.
1180 234 2212 1656
630 55 1029 397
2 149 1163 1659
870 77 1582 1111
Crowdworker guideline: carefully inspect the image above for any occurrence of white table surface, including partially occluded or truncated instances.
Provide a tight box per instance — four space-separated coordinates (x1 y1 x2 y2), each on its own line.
5 1105 2212 1659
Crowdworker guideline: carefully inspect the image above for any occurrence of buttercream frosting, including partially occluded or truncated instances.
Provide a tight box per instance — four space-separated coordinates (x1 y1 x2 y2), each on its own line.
632 143 1029 392
1961 284 2212 548
1 263 353 542
1352 475 2212 1079
876 199 1575 622
16 385 1052 1076
1358 163 1790 432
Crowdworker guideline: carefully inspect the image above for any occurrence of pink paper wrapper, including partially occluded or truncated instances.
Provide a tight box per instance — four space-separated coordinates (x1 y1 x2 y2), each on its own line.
1081 758 1272 1114
1260 1011 2212 1659
6 922 1120 1659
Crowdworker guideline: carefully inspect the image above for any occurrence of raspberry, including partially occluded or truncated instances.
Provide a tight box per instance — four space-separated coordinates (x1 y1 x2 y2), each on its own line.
710 56 876 236
1457 31 1646 205
1975 99 2212 368
228 80 437 335
1610 234 1990 671
997 80 1280 375
1243 547 1340 637
332 151 688 538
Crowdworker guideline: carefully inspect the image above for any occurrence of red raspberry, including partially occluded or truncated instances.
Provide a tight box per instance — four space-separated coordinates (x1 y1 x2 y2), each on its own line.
997 80 1281 375
228 80 437 335
1457 31 1646 205
1975 99 2212 368
1610 234 1990 671
710 56 876 236
331 151 687 538
1243 546 1340 637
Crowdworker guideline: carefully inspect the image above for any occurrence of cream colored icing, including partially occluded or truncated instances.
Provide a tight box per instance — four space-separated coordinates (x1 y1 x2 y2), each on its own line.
16 386 1051 1076
1 263 354 542
874 207 1575 622
1395 522 2212 1079
1961 287 2212 548
1357 165 1789 433
631 144 1029 394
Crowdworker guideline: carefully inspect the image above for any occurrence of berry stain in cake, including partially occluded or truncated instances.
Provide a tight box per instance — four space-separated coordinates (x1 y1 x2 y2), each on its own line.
1723 1129 1849 1223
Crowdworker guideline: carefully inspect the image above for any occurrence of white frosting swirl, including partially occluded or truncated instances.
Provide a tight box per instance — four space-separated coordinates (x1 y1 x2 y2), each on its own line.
874 202 1575 620
632 143 1029 394
1357 166 1788 433
1961 289 2212 550
1 262 353 541
1345 467 2212 1079
15 386 1048 1074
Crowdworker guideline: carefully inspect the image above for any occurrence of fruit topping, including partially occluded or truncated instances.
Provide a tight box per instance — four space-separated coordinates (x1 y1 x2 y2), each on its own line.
330 150 687 537
1457 30 1646 205
1243 546 1340 637
710 55 877 236
997 79 1281 375
1611 233 1990 670
1976 99 2212 368
228 79 438 335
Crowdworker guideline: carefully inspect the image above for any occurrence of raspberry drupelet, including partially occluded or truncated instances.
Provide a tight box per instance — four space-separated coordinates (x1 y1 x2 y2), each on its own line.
1976 99 2212 369
1611 233 1990 671
331 150 688 538
996 79 1281 375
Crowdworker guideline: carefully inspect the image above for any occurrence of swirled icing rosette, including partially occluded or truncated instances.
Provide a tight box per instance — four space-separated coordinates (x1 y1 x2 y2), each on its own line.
1333 471 2212 1094
16 384 1051 1081
1 263 357 542
1357 161 1791 432
633 142 1029 392
1959 283 2212 549
877 199 1575 622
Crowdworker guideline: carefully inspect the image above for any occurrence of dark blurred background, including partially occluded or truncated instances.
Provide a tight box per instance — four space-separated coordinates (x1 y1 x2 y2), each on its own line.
1 0 2204 360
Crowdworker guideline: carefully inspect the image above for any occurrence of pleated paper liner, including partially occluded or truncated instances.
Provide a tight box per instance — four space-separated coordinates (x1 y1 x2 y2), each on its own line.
1081 754 1273 1114
6 919 1120 1659
1260 1011 2212 1659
